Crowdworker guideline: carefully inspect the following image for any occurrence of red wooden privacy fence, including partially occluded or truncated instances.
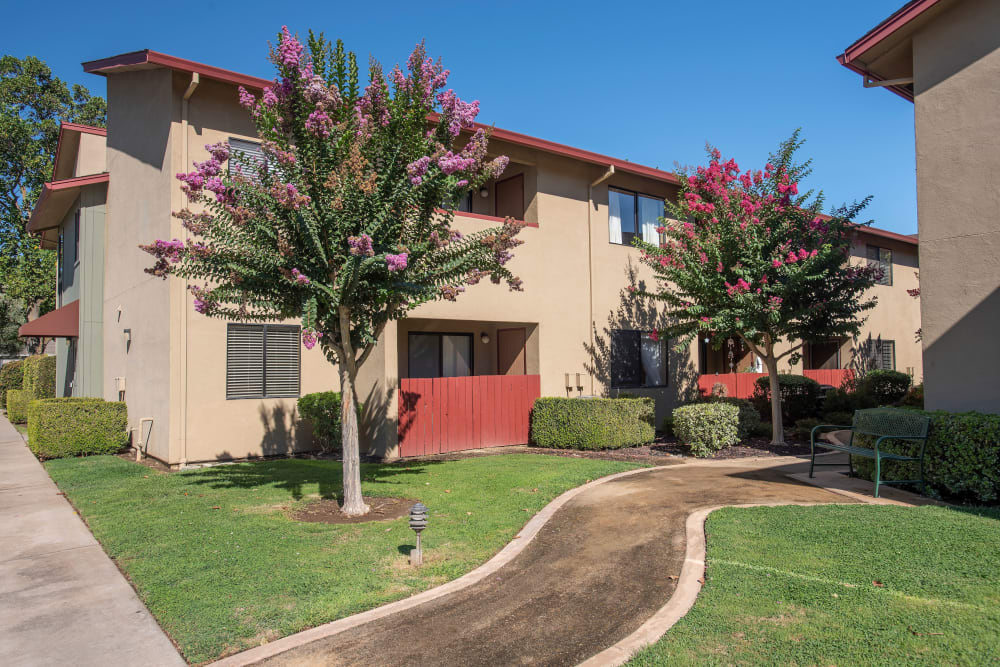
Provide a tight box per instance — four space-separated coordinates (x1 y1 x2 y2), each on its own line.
398 375 541 457
698 369 854 399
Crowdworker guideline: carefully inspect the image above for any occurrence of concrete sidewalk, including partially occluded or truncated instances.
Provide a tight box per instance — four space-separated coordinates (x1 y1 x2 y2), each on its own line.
0 414 184 667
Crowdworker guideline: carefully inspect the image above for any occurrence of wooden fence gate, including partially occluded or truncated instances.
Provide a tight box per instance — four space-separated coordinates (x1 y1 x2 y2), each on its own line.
397 375 541 457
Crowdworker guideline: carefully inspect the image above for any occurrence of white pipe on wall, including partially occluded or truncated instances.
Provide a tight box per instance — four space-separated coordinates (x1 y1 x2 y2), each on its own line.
586 165 615 396
179 73 199 467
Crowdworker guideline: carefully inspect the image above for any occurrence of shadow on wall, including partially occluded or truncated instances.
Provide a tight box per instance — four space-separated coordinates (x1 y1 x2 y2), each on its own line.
360 381 397 457
584 260 700 405
923 284 1000 414
257 403 311 457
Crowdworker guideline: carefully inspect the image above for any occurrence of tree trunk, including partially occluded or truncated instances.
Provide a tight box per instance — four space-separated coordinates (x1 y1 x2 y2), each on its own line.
764 354 785 444
337 305 370 517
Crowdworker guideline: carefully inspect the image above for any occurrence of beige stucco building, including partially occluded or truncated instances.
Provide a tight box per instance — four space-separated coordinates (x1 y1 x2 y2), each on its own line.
24 49 922 465
839 0 999 414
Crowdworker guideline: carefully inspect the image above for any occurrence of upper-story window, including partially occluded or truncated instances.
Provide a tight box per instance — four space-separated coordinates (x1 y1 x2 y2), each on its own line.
609 188 663 246
228 138 266 181
867 245 892 286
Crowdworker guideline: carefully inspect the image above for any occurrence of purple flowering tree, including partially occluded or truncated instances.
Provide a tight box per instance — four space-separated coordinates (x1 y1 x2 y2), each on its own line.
141 29 523 515
636 133 879 443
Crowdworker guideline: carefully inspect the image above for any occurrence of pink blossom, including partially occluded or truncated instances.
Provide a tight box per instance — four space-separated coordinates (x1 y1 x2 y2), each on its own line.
305 109 333 137
348 234 375 257
301 328 323 350
700 316 711 322
649 330 659 342
798 248 809 260
699 252 708 264
386 253 408 272
277 26 303 69
291 268 311 284
786 251 799 264
238 86 256 109
716 261 724 273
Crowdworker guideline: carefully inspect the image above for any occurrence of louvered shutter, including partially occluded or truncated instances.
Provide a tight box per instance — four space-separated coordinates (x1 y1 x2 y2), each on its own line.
227 324 264 399
228 138 266 182
264 325 301 398
880 340 896 371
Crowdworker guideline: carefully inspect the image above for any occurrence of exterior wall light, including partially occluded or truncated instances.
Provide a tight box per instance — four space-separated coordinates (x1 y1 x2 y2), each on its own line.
479 186 489 198
409 502 428 566
480 332 490 344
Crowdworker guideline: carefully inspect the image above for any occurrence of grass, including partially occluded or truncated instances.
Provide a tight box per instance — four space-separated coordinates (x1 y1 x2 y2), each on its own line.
630 504 1000 666
13 423 27 437
45 454 641 664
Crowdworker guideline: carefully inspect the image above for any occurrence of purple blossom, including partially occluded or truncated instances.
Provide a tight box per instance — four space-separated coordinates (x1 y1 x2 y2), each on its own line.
437 89 480 137
291 268 311 284
456 179 468 187
301 328 322 350
277 26 303 69
437 151 476 175
386 253 408 272
206 143 230 163
348 234 375 257
305 109 332 137
238 86 256 109
262 87 278 107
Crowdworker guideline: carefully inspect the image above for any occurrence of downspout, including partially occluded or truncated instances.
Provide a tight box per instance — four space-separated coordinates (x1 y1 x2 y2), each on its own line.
587 165 615 396
179 72 199 467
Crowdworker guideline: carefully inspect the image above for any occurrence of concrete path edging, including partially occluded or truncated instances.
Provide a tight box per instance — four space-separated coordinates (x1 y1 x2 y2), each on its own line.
210 464 675 667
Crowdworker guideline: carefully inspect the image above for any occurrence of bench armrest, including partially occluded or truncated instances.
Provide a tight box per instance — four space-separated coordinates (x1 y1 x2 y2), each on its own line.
874 433 930 459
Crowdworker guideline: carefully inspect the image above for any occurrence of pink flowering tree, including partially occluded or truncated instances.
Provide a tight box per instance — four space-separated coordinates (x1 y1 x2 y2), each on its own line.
141 29 523 515
636 132 879 443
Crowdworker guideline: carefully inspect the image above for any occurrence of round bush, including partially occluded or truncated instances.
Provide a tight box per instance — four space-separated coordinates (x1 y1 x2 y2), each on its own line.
753 374 822 423
0 360 24 410
673 403 739 457
297 391 360 452
26 398 128 458
6 389 29 424
21 354 56 399
861 370 911 406
531 397 655 450
708 397 761 440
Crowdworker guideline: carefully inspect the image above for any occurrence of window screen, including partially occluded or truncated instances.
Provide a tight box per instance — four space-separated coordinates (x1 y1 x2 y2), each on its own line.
867 245 892 286
226 323 301 399
879 340 896 371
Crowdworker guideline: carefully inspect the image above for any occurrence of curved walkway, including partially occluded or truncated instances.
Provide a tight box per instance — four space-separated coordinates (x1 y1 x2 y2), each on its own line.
215 456 864 667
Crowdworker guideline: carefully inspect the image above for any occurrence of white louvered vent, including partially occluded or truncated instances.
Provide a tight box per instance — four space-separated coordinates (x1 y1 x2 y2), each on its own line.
227 324 265 399
264 325 301 398
228 138 266 182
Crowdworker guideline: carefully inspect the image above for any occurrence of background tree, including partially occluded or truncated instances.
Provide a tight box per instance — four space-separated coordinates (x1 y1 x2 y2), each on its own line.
636 132 880 443
142 29 523 515
0 294 28 356
1 55 106 326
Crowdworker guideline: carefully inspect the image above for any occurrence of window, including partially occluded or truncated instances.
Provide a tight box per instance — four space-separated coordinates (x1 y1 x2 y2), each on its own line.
610 329 667 388
73 211 80 266
609 188 663 246
867 245 892 286
457 191 473 213
863 337 896 371
407 333 473 378
805 340 841 370
228 138 267 181
226 323 301 399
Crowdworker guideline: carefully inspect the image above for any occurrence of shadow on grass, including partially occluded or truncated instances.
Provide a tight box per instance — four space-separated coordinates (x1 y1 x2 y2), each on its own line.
181 458 448 505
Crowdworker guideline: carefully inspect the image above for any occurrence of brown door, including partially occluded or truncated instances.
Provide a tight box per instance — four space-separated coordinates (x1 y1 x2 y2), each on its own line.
495 174 524 220
497 328 526 375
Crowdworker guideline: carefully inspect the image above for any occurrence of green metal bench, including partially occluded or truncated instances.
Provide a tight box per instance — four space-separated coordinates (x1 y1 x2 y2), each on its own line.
810 408 930 498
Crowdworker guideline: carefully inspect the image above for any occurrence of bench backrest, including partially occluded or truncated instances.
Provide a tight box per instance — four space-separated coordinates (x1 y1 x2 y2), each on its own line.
852 408 930 439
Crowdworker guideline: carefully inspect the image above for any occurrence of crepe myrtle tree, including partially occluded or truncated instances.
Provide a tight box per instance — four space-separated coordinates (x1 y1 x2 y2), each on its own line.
635 132 880 443
141 29 523 515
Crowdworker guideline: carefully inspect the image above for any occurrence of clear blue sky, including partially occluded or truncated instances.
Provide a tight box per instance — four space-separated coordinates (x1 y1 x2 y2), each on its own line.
6 0 916 234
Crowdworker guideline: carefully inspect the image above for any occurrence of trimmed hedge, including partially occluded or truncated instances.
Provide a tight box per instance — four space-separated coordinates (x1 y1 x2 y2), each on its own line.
852 410 1000 504
673 402 739 457
861 370 911 405
26 398 128 459
22 354 56 399
297 391 360 452
753 374 821 423
6 389 29 424
0 360 24 410
531 397 655 450
708 397 761 440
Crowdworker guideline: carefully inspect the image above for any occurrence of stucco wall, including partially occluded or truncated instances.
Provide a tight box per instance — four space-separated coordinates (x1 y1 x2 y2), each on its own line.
103 68 175 462
912 0 1000 413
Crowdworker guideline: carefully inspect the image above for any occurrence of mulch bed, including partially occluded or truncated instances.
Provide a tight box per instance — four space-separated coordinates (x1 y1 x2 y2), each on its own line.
290 496 418 524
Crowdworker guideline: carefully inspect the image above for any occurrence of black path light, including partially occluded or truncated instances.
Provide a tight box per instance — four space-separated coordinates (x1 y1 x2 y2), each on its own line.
409 502 428 566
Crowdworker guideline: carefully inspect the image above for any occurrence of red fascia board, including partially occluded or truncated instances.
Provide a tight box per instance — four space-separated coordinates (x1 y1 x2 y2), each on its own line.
836 59 914 102
28 173 110 233
61 122 107 136
838 0 940 66
437 208 539 228
83 50 271 90
855 224 918 246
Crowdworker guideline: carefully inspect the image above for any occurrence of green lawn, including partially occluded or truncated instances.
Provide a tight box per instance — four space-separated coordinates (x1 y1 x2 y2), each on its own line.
630 504 1000 666
45 454 641 664
13 423 27 437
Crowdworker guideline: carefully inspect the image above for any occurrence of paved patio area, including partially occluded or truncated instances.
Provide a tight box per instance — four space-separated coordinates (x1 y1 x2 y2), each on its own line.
215 456 867 667
0 414 184 667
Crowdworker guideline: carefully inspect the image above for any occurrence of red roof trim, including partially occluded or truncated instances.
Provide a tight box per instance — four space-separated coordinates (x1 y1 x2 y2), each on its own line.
61 122 107 137
83 50 271 90
838 0 941 65
18 300 79 338
27 173 110 233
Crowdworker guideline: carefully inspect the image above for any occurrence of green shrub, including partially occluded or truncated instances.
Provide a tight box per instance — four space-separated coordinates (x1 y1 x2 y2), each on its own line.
26 398 128 459
6 389 29 423
673 403 739 457
297 391 361 452
790 417 822 441
531 397 655 450
708 397 761 440
821 411 855 427
0 360 24 409
899 382 924 408
852 410 1000 504
753 374 822 423
22 354 56 399
752 421 773 438
861 370 911 406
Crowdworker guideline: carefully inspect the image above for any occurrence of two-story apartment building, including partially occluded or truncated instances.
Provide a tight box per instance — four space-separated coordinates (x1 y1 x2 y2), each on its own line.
22 50 922 465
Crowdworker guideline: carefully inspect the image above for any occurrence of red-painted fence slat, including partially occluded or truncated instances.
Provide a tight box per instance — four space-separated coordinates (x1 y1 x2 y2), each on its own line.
398 375 541 456
698 369 852 399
